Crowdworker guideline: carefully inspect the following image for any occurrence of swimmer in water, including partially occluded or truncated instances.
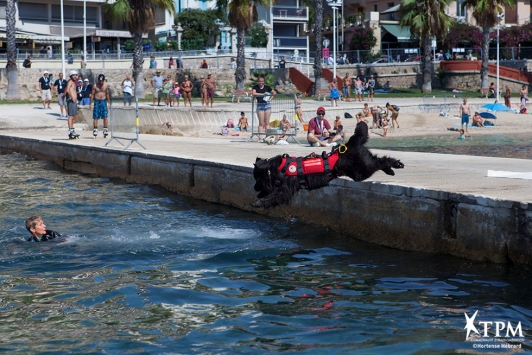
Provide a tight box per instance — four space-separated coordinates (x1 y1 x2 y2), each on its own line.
459 129 471 140
26 216 62 242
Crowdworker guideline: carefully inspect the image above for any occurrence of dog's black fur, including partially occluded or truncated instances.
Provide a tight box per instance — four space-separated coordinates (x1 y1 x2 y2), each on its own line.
252 121 404 208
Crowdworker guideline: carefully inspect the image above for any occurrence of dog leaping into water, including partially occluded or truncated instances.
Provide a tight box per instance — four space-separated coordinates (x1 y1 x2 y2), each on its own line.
251 121 404 209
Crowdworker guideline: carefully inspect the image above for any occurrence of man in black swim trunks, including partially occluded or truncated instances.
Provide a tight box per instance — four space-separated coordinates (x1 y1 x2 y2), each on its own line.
26 216 61 242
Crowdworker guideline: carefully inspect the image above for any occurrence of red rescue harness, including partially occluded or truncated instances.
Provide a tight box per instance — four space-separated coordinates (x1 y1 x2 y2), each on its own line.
277 150 340 190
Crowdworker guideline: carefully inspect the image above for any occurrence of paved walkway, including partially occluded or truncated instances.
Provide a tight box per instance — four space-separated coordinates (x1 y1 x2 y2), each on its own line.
1 101 530 205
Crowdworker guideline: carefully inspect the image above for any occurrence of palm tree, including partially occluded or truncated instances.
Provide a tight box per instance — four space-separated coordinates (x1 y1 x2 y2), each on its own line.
106 0 176 98
6 0 19 99
216 0 270 90
400 0 452 93
462 0 515 92
313 0 324 90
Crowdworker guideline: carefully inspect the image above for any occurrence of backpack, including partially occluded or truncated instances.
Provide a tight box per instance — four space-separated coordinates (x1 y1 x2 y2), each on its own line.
392 105 400 111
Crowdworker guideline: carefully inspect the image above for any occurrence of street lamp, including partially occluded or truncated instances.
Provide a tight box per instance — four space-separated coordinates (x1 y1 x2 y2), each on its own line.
326 0 342 79
496 12 504 102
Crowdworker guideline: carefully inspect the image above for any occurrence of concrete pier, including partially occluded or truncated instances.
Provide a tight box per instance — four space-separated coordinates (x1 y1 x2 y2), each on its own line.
1 129 531 265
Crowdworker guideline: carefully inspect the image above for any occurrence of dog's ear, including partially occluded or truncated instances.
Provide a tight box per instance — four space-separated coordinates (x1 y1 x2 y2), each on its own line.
255 157 262 163
351 121 369 145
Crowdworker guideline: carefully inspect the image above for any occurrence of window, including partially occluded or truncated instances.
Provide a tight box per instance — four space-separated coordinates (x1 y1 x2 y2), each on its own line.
387 2 395 21
51 5 99 25
456 0 466 19
18 2 48 21
374 4 378 11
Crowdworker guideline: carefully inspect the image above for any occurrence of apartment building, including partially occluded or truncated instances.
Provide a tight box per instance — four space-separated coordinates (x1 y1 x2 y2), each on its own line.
0 0 168 54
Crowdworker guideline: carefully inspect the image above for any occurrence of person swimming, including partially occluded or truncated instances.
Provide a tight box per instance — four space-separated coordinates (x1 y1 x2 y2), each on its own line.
26 216 62 242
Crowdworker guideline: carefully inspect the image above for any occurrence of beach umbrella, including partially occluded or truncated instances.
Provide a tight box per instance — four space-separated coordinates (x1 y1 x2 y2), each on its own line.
479 112 497 119
481 102 512 112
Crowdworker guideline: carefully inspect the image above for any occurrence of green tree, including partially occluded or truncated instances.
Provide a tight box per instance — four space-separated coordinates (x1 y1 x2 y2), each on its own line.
400 0 453 93
6 0 19 99
105 0 176 98
462 0 515 91
124 39 135 51
174 9 223 49
250 25 268 47
216 0 271 90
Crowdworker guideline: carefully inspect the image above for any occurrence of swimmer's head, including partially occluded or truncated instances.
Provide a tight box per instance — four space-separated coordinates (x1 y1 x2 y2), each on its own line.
25 215 43 232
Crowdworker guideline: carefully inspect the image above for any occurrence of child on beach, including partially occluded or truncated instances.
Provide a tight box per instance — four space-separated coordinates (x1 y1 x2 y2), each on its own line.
381 116 389 137
459 129 471 140
356 112 369 124
237 112 248 131
162 79 171 107
173 82 181 107
26 216 62 242
333 115 342 130
162 121 173 132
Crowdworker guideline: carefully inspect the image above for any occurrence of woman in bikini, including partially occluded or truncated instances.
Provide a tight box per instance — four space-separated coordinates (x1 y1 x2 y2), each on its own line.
294 93 305 123
180 75 193 107
200 77 208 109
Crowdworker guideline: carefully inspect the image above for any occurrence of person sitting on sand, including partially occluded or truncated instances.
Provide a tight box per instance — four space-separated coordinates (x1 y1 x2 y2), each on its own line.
328 124 345 144
333 115 342 130
280 114 291 133
472 112 484 127
237 112 248 131
26 216 61 242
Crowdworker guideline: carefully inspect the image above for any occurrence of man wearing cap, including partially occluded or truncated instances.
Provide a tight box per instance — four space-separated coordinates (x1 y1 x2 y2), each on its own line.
65 70 80 139
52 72 67 119
151 70 164 106
80 78 92 106
39 71 52 109
206 73 216 108
307 107 336 147
89 74 111 138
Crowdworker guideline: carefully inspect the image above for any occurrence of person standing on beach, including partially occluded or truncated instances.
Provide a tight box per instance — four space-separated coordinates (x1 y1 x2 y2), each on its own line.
342 73 351 102
459 98 470 133
520 85 528 113
65 70 80 139
329 78 340 107
206 73 216 108
89 74 111 138
180 75 193 107
252 74 276 143
39 71 52 109
53 72 67 119
504 86 511 108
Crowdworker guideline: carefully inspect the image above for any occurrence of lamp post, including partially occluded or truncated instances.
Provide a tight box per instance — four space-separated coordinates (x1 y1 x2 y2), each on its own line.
326 0 342 79
496 13 504 102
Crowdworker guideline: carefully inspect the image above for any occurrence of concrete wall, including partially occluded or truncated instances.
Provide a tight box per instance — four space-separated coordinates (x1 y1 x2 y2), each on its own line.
0 135 531 265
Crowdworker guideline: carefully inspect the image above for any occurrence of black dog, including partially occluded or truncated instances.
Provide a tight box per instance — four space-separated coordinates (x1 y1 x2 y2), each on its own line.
252 121 404 208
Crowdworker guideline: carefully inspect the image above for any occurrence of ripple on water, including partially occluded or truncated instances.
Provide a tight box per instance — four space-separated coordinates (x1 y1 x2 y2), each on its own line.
0 153 531 354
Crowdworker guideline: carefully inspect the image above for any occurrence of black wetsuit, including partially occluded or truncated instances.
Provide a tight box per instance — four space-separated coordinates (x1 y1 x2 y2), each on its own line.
27 230 61 242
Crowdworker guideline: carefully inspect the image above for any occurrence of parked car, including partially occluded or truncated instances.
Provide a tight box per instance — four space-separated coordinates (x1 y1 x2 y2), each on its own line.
404 56 423 62
369 56 395 64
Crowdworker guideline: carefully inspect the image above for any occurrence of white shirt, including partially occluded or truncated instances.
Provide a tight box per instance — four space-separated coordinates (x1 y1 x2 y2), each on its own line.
123 79 133 95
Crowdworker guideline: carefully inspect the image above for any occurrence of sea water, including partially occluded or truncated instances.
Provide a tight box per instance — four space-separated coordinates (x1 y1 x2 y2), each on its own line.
368 132 532 159
0 153 531 354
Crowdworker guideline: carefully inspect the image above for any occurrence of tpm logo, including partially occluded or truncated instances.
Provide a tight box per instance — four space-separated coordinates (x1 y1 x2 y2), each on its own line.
464 310 523 340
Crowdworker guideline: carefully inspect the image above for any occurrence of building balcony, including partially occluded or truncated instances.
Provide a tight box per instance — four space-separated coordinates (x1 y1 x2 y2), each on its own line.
272 6 308 22
273 36 308 48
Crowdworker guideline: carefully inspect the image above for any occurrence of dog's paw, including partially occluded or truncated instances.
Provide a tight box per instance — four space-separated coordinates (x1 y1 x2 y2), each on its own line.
251 200 264 209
